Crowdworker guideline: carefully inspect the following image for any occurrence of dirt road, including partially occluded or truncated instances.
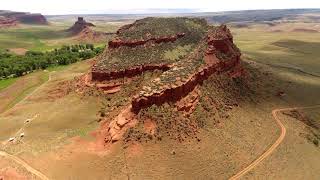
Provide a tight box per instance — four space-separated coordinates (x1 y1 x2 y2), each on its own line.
0 72 53 180
229 105 320 180
0 151 49 180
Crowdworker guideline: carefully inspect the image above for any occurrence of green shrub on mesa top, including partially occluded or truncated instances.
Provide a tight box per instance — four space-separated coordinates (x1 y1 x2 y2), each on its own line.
0 44 104 79
96 17 208 72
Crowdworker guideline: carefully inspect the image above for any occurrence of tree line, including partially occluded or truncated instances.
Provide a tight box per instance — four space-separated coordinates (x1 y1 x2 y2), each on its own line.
0 44 104 79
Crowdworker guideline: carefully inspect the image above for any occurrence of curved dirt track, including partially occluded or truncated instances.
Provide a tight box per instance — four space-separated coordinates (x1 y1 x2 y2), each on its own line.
0 72 53 180
229 105 320 180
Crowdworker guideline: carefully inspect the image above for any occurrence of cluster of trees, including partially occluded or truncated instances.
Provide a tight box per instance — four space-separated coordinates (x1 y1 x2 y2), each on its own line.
0 44 104 79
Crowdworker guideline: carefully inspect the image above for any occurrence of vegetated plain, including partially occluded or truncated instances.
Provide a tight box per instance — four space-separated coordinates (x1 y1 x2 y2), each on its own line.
233 23 320 76
231 22 320 179
0 14 319 179
0 21 120 52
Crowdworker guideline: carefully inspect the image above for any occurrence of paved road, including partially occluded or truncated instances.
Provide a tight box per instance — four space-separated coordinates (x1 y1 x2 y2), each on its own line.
229 105 320 180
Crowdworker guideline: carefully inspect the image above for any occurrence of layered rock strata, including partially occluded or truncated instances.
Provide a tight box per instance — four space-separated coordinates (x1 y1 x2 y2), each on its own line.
131 25 241 112
92 63 171 82
89 18 243 143
108 33 185 49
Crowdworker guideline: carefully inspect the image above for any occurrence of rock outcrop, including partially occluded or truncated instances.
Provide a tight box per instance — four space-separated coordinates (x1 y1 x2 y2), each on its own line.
130 25 241 112
73 27 113 42
132 53 240 113
0 16 17 28
68 17 95 35
108 33 185 49
92 63 171 81
88 18 244 142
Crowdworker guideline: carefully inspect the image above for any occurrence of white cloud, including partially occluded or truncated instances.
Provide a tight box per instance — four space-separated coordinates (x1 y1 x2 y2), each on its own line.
1 0 320 15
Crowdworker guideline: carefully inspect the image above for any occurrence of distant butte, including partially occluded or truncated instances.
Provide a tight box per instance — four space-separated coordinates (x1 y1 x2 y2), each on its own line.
68 17 96 35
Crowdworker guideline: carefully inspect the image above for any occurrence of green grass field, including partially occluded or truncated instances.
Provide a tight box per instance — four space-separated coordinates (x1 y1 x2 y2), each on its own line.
0 25 68 51
0 21 119 52
0 78 17 91
0 71 49 113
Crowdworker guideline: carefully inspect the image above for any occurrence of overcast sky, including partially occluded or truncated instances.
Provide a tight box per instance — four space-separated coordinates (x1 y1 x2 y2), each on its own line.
2 0 320 15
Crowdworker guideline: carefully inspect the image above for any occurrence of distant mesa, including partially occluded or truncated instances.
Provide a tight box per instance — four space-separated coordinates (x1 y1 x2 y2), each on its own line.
0 10 48 27
68 17 96 35
13 13 48 24
292 28 318 33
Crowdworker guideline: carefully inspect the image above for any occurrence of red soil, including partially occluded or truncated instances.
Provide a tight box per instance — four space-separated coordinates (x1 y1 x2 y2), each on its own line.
143 118 157 135
125 142 143 158
9 48 27 55
0 167 27 180
175 87 200 115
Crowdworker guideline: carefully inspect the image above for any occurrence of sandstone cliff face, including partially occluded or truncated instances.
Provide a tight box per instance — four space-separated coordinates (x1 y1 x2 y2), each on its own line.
92 25 241 113
130 25 241 112
92 63 171 81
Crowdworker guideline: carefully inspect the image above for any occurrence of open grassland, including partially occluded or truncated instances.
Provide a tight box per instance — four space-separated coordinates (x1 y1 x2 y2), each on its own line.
232 22 320 76
0 71 49 113
0 78 17 91
0 22 119 52
230 22 320 179
0 24 69 51
243 106 320 179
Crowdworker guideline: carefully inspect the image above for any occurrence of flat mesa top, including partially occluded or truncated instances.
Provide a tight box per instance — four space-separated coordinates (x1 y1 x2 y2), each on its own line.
94 17 209 73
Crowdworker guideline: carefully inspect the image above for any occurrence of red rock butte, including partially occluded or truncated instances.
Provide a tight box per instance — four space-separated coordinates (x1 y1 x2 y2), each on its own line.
90 17 244 113
68 17 96 35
